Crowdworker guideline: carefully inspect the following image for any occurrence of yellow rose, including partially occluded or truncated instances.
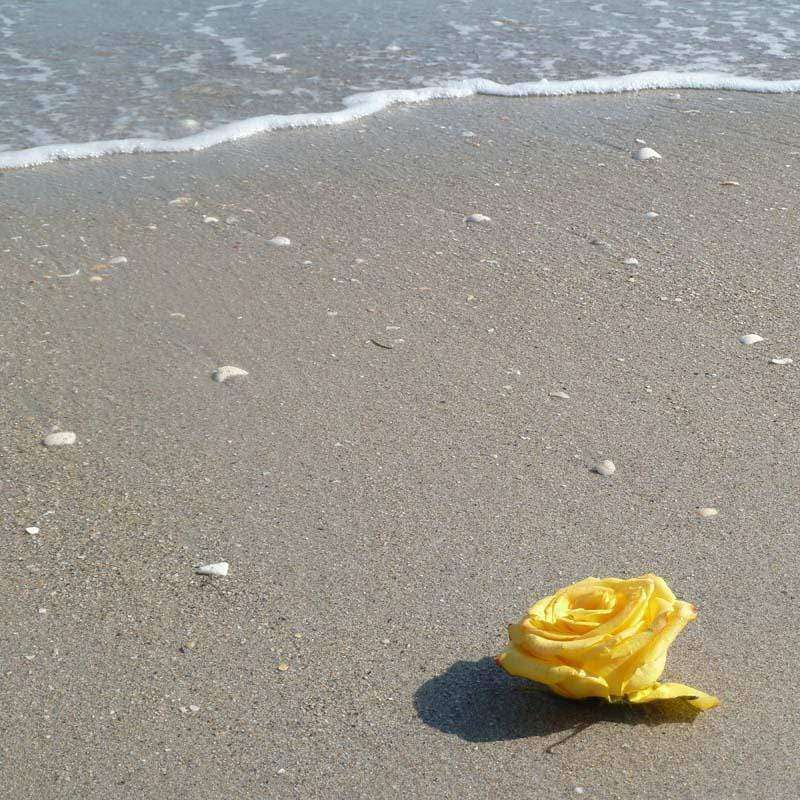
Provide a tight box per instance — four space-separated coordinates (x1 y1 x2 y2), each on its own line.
495 574 718 710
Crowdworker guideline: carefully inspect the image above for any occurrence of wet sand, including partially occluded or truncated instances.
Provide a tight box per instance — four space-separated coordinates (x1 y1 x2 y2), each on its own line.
2 90 799 799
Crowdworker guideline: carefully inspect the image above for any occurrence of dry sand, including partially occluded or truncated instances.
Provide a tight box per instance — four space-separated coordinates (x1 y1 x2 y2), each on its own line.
2 90 799 799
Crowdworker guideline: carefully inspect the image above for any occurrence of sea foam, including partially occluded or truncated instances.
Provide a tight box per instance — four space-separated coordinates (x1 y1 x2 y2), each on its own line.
1 70 799 170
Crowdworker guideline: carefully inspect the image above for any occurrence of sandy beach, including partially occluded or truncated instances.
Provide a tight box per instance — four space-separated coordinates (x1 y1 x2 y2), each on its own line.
2 89 799 799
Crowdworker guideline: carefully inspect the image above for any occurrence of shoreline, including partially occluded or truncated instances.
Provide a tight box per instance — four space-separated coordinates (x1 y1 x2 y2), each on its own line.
2 90 799 799
2 70 800 169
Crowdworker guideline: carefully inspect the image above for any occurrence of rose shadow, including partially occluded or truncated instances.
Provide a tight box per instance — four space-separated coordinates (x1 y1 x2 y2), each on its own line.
414 657 701 745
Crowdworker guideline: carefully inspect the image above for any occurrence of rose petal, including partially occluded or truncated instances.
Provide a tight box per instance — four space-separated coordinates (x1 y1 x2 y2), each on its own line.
626 682 719 710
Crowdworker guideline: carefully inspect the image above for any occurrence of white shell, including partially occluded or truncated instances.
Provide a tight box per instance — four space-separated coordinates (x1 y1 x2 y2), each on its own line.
42 431 77 447
622 257 639 265
465 213 491 223
632 147 662 161
769 357 793 365
738 333 764 345
697 507 718 518
549 391 570 399
194 562 229 577
593 459 616 476
644 211 659 219
25 526 40 534
212 366 249 383
267 236 291 246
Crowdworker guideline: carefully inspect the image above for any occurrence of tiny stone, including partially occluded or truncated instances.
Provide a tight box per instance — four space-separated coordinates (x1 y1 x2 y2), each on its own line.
189 704 200 712
769 357 793 365
623 257 639 266
202 216 219 224
277 663 290 672
465 213 491 223
109 256 127 264
738 333 764 345
267 236 291 246
720 180 740 186
593 459 616 477
193 562 229 577
697 507 718 518
549 391 570 399
25 526 40 535
42 431 77 447
632 146 662 161
38 608 47 614
644 211 659 219
212 366 248 383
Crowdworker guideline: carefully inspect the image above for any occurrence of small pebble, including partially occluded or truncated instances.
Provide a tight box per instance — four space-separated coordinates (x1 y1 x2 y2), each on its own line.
212 366 248 383
738 333 764 345
634 138 646 145
42 431 77 447
193 562 229 577
644 211 659 219
622 257 639 266
697 507 718 518
593 459 616 477
465 213 491 223
720 180 740 186
203 216 219 224
169 196 192 206
189 704 200 713
267 236 291 246
25 526 39 535
109 256 128 264
632 146 662 161
549 391 570 399
277 663 290 672
769 357 793 365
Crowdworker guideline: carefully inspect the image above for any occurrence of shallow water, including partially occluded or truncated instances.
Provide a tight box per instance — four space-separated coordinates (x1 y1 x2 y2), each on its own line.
1 0 798 159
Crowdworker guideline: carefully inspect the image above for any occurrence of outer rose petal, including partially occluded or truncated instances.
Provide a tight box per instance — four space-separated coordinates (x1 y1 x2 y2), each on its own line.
626 682 719 710
496 647 610 700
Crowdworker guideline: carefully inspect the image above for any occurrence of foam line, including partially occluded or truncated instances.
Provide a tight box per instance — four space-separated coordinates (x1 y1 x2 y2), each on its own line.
2 70 799 170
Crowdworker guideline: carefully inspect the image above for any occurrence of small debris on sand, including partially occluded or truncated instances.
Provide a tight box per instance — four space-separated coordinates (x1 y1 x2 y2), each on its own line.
42 431 77 447
644 211 659 219
623 257 639 266
109 256 128 264
25 526 40 535
465 213 491 224
169 196 192 205
632 147 662 161
203 216 219 224
720 180 740 187
267 236 291 246
370 338 394 350
212 366 249 383
738 333 764 345
697 507 719 518
769 357 793 365
549 391 570 399
193 562 229 577
277 663 290 672
593 459 616 477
